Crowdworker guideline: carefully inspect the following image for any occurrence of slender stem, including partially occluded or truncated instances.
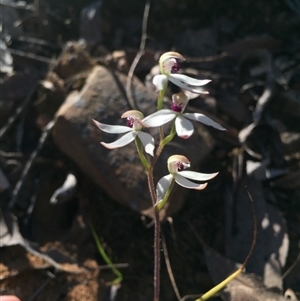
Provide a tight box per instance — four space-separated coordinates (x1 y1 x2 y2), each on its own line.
147 166 161 301
157 84 167 111
153 207 160 301
147 130 169 301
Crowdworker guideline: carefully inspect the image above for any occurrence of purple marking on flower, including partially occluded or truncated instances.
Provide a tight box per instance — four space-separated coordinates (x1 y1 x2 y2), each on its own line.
156 155 219 206
177 162 185 171
171 60 180 73
126 117 134 128
171 102 184 113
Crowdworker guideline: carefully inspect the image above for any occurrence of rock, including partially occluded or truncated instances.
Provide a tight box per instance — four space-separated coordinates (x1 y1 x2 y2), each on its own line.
52 42 95 80
52 65 215 218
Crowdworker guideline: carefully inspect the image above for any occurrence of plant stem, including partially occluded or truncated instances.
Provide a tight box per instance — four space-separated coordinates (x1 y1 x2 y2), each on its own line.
147 157 162 301
153 207 160 301
148 123 175 300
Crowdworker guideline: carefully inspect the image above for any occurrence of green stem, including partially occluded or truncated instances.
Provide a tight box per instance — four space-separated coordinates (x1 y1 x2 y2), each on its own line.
157 84 167 111
89 222 123 284
196 269 242 301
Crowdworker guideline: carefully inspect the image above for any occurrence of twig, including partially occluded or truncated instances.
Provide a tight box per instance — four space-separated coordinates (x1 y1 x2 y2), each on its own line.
26 271 55 301
180 295 202 301
125 0 151 110
161 232 181 301
0 84 37 139
7 47 53 64
99 263 129 270
281 252 300 279
17 35 61 49
8 121 54 209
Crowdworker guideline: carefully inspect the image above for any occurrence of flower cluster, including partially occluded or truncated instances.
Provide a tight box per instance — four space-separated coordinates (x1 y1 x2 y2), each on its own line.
93 110 155 156
156 155 218 209
153 52 211 93
142 91 225 139
93 51 224 209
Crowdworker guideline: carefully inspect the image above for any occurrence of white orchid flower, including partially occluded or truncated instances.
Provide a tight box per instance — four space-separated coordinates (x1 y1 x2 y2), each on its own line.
93 110 155 156
152 51 211 93
156 155 218 209
142 92 225 139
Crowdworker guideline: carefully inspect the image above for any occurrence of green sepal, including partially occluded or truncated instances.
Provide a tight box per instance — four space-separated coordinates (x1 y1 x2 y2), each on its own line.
162 122 176 146
156 177 175 211
135 136 150 171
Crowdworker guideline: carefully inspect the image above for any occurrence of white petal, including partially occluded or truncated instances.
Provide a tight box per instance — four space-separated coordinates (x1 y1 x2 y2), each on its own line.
178 171 218 181
93 119 132 134
168 77 204 93
184 113 225 131
101 132 136 149
156 174 173 201
175 115 194 139
152 74 168 91
174 174 208 190
169 74 211 93
137 131 155 156
142 110 176 127
170 74 211 86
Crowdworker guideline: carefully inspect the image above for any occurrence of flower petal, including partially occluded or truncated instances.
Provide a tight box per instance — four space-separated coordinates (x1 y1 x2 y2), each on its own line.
175 115 194 139
156 174 173 202
159 52 185 65
170 74 211 86
137 131 155 156
93 119 131 134
153 74 168 91
174 174 208 190
100 132 136 149
168 74 211 93
183 113 225 131
121 110 144 119
142 109 176 127
178 171 218 181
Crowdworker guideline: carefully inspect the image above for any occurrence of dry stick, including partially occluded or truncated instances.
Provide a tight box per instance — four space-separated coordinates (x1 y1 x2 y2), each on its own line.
161 232 182 301
0 84 37 139
7 47 53 64
8 121 54 209
125 0 151 110
281 252 300 280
